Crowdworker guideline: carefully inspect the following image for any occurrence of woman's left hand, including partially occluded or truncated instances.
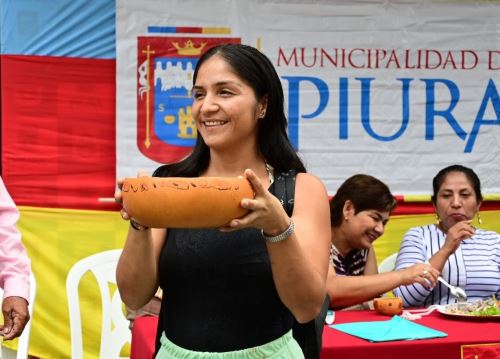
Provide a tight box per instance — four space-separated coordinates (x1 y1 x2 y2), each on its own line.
221 169 290 234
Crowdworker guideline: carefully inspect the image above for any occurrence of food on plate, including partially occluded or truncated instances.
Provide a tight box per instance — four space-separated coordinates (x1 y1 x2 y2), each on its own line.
442 296 500 316
122 176 255 228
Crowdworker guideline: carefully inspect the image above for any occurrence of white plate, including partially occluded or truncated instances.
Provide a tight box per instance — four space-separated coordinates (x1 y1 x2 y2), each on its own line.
437 303 500 321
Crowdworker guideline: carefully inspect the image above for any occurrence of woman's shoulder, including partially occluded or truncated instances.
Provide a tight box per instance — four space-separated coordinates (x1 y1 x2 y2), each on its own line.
292 172 329 209
294 172 328 194
474 227 500 240
295 171 325 185
404 224 438 235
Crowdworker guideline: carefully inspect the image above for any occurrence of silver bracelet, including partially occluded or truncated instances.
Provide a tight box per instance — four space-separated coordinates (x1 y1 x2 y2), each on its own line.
261 219 295 243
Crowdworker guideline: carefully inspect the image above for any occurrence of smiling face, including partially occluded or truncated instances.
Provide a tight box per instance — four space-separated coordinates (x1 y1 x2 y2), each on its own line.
191 55 266 152
434 171 481 231
343 201 390 250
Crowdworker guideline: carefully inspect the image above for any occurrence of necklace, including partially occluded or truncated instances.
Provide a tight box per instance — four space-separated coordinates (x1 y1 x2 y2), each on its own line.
265 161 274 184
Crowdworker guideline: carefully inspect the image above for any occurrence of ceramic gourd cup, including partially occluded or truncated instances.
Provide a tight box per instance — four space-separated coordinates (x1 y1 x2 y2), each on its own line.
121 176 255 228
373 297 403 316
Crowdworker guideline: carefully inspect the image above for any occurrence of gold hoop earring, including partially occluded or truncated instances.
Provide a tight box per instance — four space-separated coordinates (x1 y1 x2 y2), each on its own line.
477 212 483 225
435 214 440 225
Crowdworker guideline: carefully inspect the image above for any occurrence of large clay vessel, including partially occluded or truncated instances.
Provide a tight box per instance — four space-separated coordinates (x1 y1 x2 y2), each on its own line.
122 177 254 228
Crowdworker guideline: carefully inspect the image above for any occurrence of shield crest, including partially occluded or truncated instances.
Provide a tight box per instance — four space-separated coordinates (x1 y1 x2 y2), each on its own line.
137 35 240 163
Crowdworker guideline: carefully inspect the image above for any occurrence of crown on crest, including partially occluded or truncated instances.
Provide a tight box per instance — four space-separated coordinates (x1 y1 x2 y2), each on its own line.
172 40 207 56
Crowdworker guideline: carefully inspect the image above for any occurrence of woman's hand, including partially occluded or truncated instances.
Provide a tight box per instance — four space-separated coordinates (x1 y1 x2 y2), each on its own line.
399 263 439 289
114 177 128 219
115 171 150 224
222 169 289 234
442 220 475 254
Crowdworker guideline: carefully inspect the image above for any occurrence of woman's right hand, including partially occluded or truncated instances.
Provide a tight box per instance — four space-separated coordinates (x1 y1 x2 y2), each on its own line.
114 177 131 221
115 172 150 223
442 220 475 254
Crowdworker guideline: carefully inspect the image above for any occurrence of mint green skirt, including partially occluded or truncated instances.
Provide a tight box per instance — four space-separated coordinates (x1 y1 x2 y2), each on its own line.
156 330 304 359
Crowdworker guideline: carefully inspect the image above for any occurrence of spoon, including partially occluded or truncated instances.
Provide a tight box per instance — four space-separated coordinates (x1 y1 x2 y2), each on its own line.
437 277 468 302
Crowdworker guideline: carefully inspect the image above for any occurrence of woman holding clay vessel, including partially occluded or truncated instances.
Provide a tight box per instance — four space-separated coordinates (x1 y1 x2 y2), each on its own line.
115 44 330 358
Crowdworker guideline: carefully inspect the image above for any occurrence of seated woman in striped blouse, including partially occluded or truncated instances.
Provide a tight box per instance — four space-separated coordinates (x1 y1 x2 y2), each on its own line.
393 164 500 306
326 174 439 310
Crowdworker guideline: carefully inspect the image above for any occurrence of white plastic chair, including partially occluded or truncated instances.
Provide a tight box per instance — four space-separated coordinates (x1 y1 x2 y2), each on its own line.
66 249 130 359
378 252 398 273
0 272 36 359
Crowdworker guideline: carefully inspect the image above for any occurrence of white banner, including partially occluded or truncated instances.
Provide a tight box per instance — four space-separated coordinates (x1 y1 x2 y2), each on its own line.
116 0 500 196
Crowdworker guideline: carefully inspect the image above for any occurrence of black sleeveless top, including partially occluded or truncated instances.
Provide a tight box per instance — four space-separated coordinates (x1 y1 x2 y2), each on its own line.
155 172 295 352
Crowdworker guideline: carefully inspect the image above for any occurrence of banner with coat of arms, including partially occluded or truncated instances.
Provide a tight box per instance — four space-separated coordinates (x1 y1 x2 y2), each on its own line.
116 0 500 197
117 9 249 177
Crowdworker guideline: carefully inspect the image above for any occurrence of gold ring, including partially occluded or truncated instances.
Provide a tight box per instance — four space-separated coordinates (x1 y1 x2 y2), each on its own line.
423 270 429 277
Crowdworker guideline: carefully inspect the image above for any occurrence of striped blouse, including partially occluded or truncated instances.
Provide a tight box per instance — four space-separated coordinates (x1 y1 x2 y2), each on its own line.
393 224 500 307
330 244 368 276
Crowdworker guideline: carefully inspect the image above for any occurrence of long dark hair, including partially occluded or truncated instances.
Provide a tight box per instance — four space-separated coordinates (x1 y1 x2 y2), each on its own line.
431 164 483 204
330 174 397 227
154 43 305 177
